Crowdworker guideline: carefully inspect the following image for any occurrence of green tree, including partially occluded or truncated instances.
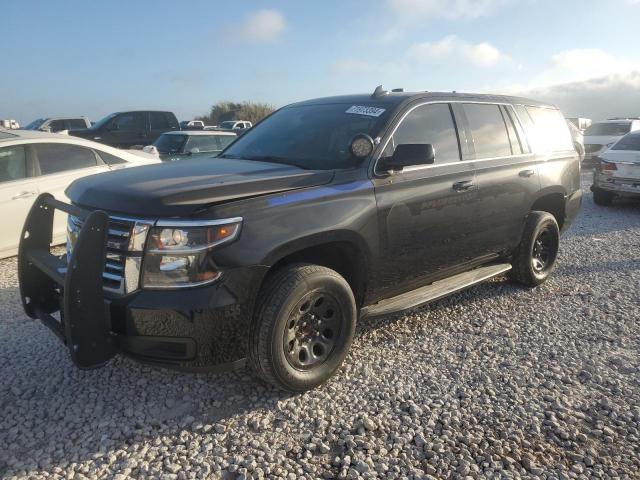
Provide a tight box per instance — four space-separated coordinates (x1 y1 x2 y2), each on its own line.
197 101 275 126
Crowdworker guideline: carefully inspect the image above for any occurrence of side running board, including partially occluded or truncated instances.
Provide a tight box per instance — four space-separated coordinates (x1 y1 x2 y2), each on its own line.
361 263 512 319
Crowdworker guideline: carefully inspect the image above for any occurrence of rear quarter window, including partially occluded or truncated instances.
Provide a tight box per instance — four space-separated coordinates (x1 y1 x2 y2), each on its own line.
523 106 574 153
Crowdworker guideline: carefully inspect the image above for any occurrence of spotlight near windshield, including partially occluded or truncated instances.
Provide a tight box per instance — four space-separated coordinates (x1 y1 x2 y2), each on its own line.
350 134 374 158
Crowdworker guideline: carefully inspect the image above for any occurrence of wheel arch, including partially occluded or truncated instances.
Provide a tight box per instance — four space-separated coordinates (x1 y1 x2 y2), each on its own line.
260 230 371 307
529 188 566 229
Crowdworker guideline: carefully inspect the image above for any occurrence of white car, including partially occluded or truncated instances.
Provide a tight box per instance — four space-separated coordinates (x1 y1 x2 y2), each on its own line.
591 130 640 206
583 118 640 165
0 129 160 258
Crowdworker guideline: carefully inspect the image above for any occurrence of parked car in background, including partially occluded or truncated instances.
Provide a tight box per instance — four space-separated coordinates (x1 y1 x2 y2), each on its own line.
18 89 581 391
591 130 640 205
567 117 592 132
1 119 20 129
567 122 584 161
70 111 179 148
583 118 640 166
209 120 253 133
22 116 91 133
179 120 206 130
0 130 160 258
148 130 237 161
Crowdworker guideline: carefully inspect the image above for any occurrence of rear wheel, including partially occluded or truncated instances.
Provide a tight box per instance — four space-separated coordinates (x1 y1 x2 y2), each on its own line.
248 264 356 392
593 187 614 206
510 211 560 287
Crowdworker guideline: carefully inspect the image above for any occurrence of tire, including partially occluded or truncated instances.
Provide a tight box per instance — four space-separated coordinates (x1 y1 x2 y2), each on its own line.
509 211 560 287
593 187 614 206
248 264 357 392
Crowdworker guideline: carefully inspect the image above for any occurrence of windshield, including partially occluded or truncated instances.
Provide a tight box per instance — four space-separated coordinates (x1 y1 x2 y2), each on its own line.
221 103 391 169
219 121 236 129
611 133 640 151
90 113 119 130
154 134 188 154
585 122 631 136
23 118 46 130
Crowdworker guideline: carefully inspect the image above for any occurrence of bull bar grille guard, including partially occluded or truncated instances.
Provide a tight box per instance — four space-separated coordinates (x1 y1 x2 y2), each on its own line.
18 193 117 369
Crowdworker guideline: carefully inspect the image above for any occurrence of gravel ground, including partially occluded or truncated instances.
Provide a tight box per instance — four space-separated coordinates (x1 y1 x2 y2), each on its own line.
1 172 639 480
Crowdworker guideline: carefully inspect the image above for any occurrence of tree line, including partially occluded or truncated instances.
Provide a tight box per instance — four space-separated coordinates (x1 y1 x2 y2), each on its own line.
196 101 275 126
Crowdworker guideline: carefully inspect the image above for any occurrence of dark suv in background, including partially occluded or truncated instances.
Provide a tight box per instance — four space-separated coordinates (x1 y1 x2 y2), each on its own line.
19 88 581 391
70 110 179 148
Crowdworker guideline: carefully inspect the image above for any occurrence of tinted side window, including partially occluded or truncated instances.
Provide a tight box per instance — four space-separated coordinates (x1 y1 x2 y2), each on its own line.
95 150 128 165
385 103 460 163
112 113 144 132
0 145 27 183
35 144 97 175
150 112 171 130
500 106 524 155
463 104 512 158
525 106 574 153
48 120 67 132
167 113 179 128
67 119 87 129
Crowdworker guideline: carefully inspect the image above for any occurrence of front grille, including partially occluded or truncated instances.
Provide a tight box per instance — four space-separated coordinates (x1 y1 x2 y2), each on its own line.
585 144 602 154
67 215 135 293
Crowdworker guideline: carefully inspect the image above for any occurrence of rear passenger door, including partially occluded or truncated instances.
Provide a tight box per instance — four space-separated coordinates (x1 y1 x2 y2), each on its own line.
371 102 482 300
31 143 110 243
0 145 40 257
460 103 539 256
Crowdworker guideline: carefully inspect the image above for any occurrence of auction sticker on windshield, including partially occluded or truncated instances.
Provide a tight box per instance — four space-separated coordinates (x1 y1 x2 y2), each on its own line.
345 106 386 117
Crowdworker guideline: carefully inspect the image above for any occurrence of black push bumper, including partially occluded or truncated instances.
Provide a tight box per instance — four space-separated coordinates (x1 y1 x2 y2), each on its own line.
18 193 266 371
18 193 116 369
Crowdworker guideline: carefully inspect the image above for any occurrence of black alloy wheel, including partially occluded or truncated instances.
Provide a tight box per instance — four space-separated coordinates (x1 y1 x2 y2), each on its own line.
283 291 343 370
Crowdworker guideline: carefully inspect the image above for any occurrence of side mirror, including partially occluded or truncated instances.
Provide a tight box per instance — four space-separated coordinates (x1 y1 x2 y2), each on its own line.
383 143 435 171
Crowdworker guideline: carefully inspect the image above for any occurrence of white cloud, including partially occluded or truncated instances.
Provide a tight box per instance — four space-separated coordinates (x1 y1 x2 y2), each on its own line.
514 72 640 120
407 35 506 67
389 0 510 19
236 9 286 43
506 49 640 93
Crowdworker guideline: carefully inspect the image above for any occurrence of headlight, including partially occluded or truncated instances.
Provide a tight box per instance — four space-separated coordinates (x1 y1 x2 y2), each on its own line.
141 219 241 289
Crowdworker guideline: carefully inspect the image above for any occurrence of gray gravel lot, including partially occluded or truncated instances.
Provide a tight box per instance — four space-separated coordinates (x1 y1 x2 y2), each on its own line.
1 172 639 480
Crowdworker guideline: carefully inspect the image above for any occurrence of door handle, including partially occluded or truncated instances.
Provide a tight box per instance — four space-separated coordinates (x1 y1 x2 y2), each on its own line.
519 169 535 178
12 191 38 200
452 180 475 192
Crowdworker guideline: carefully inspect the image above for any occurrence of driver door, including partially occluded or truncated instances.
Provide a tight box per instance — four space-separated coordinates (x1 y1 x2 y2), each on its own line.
370 102 482 301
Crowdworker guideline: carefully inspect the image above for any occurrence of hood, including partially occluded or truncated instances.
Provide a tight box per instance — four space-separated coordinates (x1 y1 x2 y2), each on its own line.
583 135 622 145
66 158 334 217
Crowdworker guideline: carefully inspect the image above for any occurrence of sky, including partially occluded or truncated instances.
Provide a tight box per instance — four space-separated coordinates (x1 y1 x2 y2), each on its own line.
3 0 640 124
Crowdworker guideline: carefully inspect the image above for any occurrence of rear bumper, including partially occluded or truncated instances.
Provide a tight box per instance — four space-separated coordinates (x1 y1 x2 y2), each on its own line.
18 193 266 371
592 174 640 197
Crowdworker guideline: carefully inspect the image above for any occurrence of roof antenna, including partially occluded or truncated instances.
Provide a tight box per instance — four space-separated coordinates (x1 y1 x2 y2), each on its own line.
371 85 388 98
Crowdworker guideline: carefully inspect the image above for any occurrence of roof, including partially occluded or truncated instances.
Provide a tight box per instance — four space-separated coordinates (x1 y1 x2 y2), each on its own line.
292 91 556 109
0 129 74 142
164 130 237 136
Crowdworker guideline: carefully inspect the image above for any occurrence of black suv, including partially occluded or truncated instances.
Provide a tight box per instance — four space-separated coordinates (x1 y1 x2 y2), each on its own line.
19 88 581 391
70 110 179 148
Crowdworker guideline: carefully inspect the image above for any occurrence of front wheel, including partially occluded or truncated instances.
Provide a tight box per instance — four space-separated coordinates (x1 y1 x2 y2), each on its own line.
509 211 560 287
248 264 356 392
